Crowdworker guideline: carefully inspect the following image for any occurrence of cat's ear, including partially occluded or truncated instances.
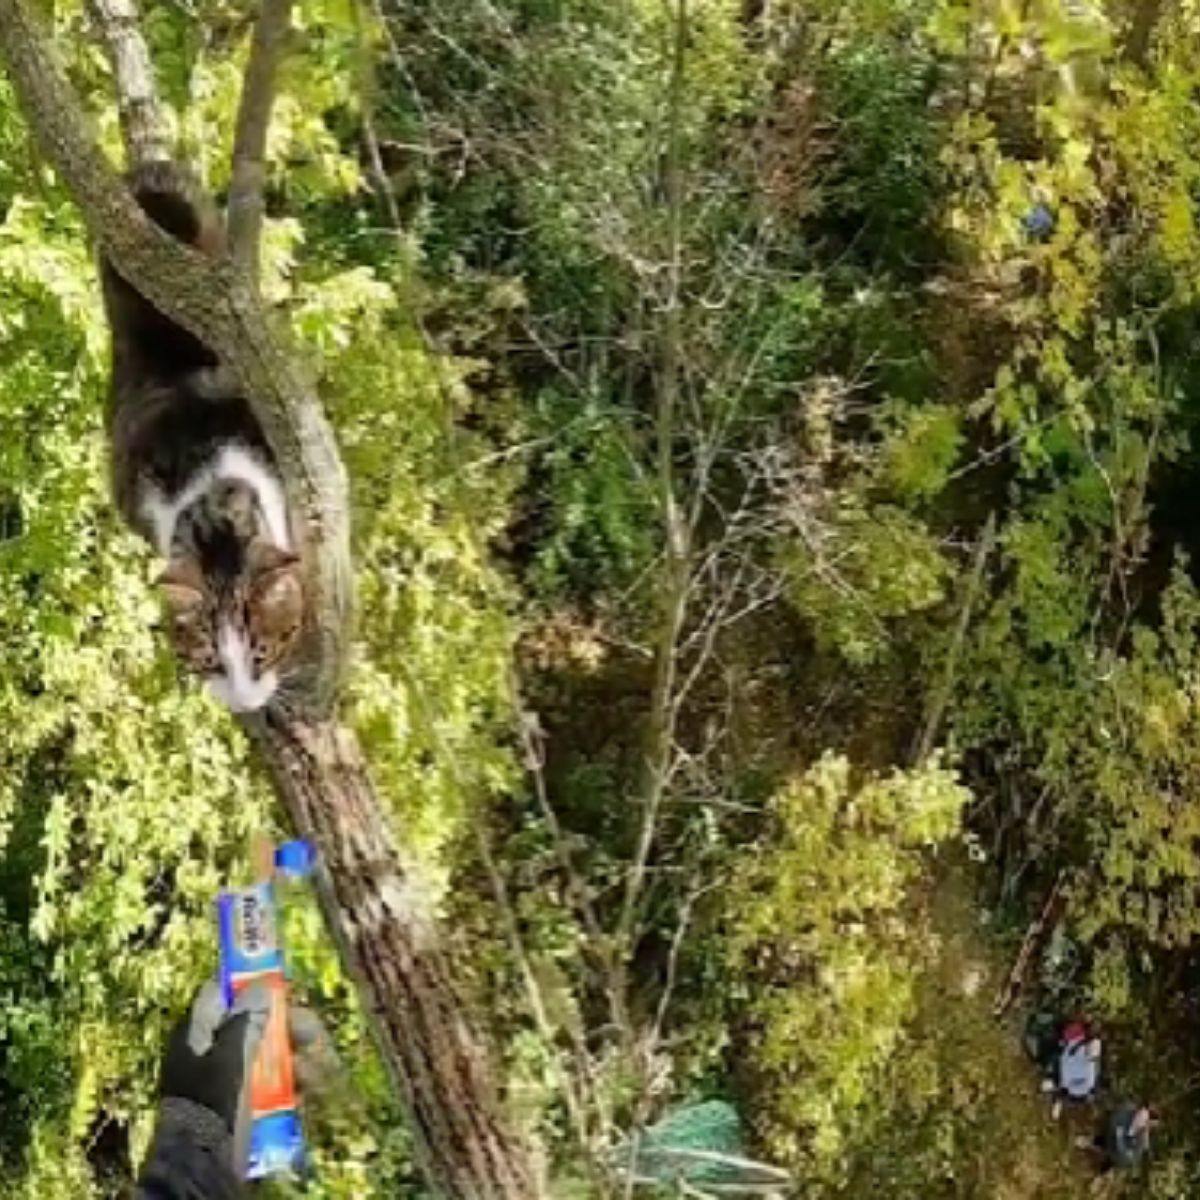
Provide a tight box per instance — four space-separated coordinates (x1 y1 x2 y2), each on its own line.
249 554 304 637
155 559 207 611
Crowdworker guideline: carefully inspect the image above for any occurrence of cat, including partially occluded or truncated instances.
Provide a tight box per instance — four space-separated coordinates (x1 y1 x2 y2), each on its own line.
100 160 304 712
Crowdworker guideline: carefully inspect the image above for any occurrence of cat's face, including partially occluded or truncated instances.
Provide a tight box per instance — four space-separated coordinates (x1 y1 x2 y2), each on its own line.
156 541 304 712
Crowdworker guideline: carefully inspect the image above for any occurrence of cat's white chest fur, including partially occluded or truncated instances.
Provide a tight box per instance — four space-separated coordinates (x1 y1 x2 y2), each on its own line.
142 445 291 713
140 444 291 557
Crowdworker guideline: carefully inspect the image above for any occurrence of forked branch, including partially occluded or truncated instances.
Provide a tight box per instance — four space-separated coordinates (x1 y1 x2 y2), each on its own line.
85 0 170 165
228 0 294 278
0 0 351 712
615 0 692 972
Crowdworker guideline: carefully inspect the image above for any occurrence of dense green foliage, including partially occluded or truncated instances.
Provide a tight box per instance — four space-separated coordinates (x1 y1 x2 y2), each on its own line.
722 754 968 1174
8 0 1200 1195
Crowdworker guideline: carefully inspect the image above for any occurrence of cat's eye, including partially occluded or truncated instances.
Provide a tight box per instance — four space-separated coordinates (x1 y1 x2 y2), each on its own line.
186 640 219 672
174 642 218 675
250 567 303 639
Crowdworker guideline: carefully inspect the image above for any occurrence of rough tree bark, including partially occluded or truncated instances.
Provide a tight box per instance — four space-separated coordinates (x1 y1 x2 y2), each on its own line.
247 712 542 1199
0 5 543 1198
85 0 171 164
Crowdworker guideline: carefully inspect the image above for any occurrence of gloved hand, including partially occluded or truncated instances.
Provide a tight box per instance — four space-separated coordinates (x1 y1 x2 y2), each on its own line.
135 981 270 1199
138 980 337 1199
158 978 272 1171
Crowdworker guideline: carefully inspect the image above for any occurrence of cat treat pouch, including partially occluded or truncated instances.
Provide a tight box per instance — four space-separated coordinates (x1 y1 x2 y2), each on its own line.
216 837 315 1179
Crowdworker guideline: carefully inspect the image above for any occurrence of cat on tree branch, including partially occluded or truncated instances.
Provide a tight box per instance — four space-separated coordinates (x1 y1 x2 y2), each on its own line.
0 3 542 1197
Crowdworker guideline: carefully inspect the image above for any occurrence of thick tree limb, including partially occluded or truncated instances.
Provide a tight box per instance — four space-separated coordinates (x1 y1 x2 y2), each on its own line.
227 0 293 277
0 6 544 1197
85 0 170 165
248 712 543 1199
992 869 1068 1018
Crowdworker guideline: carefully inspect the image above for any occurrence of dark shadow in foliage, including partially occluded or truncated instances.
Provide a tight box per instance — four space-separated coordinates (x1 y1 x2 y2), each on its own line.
520 628 650 863
85 1112 133 1199
0 490 21 544
0 735 75 1173
806 31 947 275
1135 321 1200 617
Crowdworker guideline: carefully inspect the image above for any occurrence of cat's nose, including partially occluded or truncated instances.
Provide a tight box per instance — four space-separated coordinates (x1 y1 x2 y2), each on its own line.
211 622 278 710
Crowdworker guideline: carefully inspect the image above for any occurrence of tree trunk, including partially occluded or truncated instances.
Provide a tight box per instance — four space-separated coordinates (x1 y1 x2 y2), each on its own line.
247 712 542 1199
85 0 170 164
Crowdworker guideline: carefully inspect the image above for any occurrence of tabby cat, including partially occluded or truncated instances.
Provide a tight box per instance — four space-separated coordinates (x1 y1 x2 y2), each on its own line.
100 161 304 712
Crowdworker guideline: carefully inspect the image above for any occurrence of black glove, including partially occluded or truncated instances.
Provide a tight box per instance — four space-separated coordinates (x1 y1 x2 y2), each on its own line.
136 981 270 1200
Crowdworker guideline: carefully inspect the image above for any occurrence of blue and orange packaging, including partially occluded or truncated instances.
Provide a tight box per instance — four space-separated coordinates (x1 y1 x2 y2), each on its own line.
216 838 315 1179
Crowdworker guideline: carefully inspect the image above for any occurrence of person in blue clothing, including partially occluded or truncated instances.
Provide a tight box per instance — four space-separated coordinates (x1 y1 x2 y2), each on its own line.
1052 1024 1102 1118
1037 1017 1101 1118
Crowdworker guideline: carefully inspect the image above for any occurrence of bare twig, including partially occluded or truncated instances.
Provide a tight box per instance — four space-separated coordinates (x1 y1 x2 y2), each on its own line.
471 817 599 1164
992 868 1069 1018
362 105 406 235
615 0 692 974
369 0 430 131
911 513 997 765
619 879 711 1200
509 674 606 947
227 0 294 279
649 881 712 1055
85 0 170 165
356 0 417 238
395 657 615 1185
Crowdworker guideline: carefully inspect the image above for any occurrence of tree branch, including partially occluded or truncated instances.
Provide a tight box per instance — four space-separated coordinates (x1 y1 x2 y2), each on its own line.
615 0 691 974
910 513 996 766
355 3 407 241
248 713 543 1199
227 0 293 278
84 0 170 166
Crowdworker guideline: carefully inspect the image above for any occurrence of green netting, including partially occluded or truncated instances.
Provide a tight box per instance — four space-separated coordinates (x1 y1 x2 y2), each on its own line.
612 1100 791 1193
